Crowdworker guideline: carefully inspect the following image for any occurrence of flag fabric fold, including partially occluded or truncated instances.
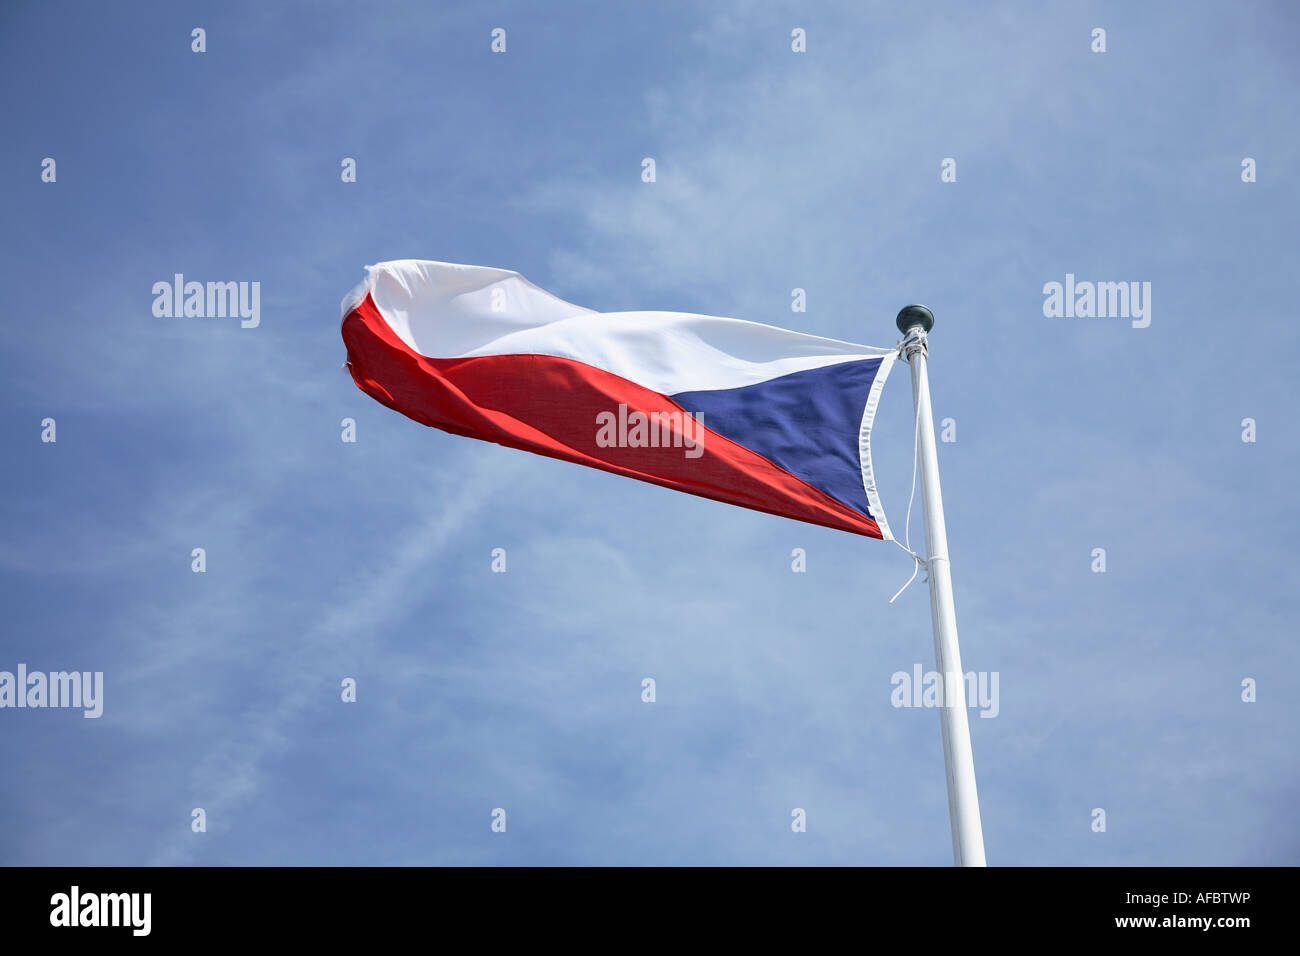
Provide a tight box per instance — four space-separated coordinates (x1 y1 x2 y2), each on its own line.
341 259 897 539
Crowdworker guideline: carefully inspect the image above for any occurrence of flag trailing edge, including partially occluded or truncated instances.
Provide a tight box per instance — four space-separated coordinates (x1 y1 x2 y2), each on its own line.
341 259 898 540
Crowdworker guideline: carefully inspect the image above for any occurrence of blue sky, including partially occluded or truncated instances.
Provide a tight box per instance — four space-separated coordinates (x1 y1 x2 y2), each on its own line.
1 0 1296 865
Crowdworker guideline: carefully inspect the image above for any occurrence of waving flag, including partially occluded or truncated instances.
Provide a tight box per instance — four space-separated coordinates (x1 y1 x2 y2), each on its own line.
341 260 898 538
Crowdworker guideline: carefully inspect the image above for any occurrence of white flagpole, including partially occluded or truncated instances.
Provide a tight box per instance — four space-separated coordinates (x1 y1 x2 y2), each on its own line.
896 305 987 867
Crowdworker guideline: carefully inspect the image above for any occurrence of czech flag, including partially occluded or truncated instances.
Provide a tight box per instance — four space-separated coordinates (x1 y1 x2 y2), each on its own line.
341 260 898 539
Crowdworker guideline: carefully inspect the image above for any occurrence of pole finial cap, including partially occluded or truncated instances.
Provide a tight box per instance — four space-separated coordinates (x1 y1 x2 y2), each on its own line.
895 304 934 335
